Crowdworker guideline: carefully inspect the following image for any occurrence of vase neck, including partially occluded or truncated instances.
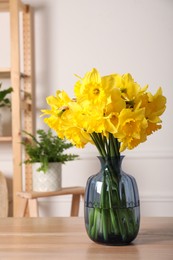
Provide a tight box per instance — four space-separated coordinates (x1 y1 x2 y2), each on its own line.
98 156 124 175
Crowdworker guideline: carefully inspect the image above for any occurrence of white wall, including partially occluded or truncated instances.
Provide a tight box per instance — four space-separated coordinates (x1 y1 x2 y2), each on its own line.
0 0 173 217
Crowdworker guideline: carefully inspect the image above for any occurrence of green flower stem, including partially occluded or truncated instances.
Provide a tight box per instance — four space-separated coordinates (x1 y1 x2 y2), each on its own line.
90 132 120 159
106 172 125 238
103 135 109 155
108 133 115 157
90 133 107 157
109 208 119 234
102 209 108 241
89 208 94 232
107 179 120 235
90 208 100 240
88 208 138 242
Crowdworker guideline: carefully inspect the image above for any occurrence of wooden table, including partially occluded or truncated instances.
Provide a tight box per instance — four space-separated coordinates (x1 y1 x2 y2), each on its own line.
0 217 172 260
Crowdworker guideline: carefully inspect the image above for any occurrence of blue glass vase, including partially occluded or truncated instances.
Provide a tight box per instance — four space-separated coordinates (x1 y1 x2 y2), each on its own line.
84 156 140 245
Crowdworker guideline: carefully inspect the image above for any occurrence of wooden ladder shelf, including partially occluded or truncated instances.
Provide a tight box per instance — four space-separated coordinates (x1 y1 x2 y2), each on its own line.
0 0 34 216
0 0 85 217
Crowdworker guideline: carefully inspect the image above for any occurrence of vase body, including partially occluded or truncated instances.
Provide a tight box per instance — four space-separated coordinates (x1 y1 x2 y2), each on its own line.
32 162 62 192
84 156 140 245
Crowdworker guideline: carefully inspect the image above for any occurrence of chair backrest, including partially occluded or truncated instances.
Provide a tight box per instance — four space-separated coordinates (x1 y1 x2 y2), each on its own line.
0 171 8 217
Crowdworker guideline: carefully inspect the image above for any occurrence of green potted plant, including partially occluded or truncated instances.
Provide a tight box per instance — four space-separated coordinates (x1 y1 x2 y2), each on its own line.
0 83 13 108
0 83 13 135
21 129 79 191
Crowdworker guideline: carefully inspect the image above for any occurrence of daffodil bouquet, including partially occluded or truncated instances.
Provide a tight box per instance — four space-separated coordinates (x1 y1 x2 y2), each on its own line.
42 68 166 244
42 68 166 157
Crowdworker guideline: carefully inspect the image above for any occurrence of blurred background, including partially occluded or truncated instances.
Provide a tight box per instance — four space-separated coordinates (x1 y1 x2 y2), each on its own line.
0 0 172 217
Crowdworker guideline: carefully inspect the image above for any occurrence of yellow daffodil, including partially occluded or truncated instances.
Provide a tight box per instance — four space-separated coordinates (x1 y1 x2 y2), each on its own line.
145 87 166 123
74 68 105 105
115 108 148 151
42 68 166 157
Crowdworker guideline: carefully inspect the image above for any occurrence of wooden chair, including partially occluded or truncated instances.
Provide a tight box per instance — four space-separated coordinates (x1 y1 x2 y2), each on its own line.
0 171 8 217
16 186 85 217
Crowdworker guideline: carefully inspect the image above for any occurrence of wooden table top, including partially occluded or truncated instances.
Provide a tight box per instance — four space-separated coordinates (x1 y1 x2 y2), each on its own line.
0 217 172 260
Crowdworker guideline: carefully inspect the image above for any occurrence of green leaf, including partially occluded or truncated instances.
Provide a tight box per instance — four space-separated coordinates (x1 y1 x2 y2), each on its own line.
0 83 13 108
21 129 79 173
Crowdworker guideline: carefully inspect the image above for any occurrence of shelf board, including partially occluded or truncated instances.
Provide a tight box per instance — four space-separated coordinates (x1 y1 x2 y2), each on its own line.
0 0 26 12
0 0 8 12
0 136 12 142
0 68 28 79
0 68 11 78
